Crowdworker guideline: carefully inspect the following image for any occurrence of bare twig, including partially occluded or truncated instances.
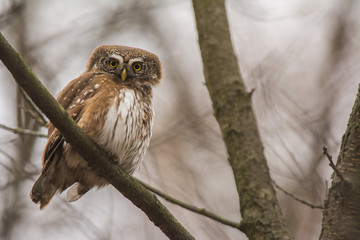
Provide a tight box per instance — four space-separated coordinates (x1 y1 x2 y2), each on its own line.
137 178 241 229
0 123 47 138
273 180 324 209
18 105 47 127
322 146 346 182
18 87 47 126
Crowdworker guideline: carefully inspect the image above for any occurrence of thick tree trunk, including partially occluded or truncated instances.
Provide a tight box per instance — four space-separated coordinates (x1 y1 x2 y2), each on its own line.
192 1 292 239
320 85 360 239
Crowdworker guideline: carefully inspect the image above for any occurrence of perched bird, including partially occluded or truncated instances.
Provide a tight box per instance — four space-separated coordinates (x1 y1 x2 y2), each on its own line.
30 45 162 209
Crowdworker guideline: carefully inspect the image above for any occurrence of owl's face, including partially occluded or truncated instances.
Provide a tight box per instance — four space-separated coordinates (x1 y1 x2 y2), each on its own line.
86 45 162 86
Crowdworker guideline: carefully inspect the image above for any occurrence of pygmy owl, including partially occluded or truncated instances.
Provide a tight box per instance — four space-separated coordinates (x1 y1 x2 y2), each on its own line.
30 45 162 209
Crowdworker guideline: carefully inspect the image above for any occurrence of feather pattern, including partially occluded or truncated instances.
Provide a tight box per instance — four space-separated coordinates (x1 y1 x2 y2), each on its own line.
30 45 162 209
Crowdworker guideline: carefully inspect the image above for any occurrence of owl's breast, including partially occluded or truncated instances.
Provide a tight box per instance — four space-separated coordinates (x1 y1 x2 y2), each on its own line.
97 88 153 173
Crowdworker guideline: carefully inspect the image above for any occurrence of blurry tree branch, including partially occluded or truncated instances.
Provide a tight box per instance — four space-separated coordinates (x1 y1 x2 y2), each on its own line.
0 32 194 240
0 1 24 27
18 87 48 126
0 123 47 138
192 0 292 239
320 85 360 239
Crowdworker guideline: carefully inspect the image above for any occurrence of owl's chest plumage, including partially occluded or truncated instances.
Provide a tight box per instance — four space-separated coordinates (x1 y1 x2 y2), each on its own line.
60 74 154 174
96 88 153 173
31 46 162 209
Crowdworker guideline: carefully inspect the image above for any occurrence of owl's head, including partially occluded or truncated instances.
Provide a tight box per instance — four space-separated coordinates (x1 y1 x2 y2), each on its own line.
86 45 162 86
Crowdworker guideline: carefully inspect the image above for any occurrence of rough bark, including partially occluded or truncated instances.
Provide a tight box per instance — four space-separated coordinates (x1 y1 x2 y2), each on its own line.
0 32 194 240
320 85 360 239
192 1 292 239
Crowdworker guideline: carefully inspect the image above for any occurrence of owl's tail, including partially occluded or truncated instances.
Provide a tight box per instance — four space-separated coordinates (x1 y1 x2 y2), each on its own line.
30 174 57 210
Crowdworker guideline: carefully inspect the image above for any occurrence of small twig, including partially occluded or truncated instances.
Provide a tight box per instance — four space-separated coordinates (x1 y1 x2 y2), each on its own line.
137 178 242 229
0 123 47 138
322 146 346 182
18 87 48 126
273 180 324 209
18 105 47 127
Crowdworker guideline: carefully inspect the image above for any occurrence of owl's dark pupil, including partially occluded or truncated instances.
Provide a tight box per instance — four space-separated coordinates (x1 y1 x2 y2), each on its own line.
134 63 141 71
109 60 117 68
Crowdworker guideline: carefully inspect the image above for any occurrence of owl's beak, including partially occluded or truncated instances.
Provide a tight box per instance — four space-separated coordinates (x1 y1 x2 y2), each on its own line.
121 69 127 81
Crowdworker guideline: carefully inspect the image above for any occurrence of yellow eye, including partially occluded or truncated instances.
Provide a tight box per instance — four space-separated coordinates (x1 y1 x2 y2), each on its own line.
133 63 142 71
109 59 118 68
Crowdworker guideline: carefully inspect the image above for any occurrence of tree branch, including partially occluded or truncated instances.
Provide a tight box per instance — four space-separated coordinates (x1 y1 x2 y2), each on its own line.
322 146 346 182
138 178 242 229
0 123 47 138
0 32 194 240
273 180 324 209
192 0 292 239
18 87 48 126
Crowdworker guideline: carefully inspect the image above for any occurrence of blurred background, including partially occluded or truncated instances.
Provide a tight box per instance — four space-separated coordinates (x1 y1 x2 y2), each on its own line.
0 0 359 239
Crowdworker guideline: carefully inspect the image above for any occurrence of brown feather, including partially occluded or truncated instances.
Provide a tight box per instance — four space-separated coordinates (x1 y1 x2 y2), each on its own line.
30 45 162 209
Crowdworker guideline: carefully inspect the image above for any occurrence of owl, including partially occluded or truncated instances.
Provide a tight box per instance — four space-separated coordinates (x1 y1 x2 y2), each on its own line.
30 45 162 209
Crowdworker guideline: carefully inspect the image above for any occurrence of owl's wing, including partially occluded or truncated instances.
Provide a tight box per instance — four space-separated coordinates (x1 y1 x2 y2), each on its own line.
47 72 99 135
42 103 85 168
42 72 101 168
32 72 103 208
42 72 121 169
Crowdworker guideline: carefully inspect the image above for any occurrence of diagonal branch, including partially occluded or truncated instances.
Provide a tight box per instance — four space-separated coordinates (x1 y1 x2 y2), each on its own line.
0 32 194 240
273 180 324 209
138 178 242 229
322 146 346 182
18 87 48 126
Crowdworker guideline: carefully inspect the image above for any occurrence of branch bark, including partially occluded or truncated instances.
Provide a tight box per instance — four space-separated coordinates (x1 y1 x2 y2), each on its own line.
192 1 292 239
0 32 194 240
320 85 360 239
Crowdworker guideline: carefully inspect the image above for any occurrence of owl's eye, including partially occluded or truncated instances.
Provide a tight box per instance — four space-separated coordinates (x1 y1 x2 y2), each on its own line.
133 63 142 71
109 59 118 68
